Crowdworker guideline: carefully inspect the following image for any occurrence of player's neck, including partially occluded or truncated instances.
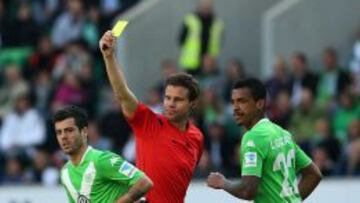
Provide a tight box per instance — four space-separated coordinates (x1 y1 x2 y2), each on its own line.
245 115 265 131
70 145 88 166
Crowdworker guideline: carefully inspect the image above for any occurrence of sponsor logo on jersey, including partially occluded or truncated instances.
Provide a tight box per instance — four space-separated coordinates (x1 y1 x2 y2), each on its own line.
77 194 91 203
110 157 120 166
244 152 257 167
119 161 137 178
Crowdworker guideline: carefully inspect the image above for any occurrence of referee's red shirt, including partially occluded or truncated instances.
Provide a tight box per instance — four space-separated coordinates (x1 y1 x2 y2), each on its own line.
126 103 204 203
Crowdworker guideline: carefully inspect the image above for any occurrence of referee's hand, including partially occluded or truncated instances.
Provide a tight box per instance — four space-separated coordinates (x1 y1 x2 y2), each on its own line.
207 172 226 189
99 30 116 58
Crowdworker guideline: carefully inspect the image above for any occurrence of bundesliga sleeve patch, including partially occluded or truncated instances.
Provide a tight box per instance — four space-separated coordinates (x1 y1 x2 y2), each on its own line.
119 161 137 178
244 152 257 167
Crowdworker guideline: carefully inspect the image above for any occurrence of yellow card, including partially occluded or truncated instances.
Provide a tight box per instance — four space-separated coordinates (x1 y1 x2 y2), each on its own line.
112 20 128 37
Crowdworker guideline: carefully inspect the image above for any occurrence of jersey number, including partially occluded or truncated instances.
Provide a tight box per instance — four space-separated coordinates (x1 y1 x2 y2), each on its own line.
273 149 299 197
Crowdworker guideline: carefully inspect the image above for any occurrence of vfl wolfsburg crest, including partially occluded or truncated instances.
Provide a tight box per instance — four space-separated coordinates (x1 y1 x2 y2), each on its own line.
77 195 91 203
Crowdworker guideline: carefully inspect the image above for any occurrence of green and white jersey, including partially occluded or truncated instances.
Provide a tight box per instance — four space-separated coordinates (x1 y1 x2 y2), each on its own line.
240 118 312 203
60 146 144 203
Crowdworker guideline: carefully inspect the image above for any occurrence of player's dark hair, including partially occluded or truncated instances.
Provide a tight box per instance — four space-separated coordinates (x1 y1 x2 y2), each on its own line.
233 78 267 102
53 106 88 130
165 73 200 102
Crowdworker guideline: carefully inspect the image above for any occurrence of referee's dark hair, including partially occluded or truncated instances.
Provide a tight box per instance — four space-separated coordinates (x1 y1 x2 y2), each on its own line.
53 105 89 130
233 78 267 102
165 73 200 102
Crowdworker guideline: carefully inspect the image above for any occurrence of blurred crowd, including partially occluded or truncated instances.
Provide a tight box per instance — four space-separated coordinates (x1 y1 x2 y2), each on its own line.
0 0 359 187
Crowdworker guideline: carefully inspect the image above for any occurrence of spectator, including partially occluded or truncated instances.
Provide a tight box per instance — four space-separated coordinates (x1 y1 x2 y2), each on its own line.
267 90 292 128
0 0 6 47
311 146 334 176
51 0 85 48
222 58 246 103
99 0 122 17
99 97 132 151
289 52 318 107
2 2 40 47
32 70 52 117
178 0 224 75
266 56 291 103
201 86 225 128
317 47 352 106
87 121 112 151
52 71 87 109
78 61 98 118
311 118 341 163
52 40 91 81
0 93 45 154
199 55 222 94
332 90 360 144
350 28 360 95
25 149 59 186
26 34 57 79
0 64 29 120
335 120 360 176
82 6 101 50
288 88 323 153
205 122 236 176
32 0 61 25
1 156 24 184
155 59 178 96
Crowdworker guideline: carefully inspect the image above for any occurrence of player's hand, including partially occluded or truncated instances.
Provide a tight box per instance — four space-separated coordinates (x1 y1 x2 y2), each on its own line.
99 30 116 58
207 172 226 189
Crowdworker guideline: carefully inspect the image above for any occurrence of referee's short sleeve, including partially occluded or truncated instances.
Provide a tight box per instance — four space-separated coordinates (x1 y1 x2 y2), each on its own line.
126 103 159 138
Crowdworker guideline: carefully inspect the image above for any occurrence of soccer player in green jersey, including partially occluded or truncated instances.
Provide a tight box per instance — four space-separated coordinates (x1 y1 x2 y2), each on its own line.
207 78 322 202
53 106 153 203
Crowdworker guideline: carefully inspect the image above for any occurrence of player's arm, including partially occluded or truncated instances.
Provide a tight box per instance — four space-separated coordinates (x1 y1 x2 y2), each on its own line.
115 175 153 203
99 31 138 118
298 163 322 200
207 172 259 200
210 132 266 200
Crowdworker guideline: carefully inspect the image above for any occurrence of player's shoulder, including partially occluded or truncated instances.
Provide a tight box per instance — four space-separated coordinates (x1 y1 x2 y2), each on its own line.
94 149 127 167
93 149 117 160
251 118 283 136
79 147 116 167
85 147 104 160
61 161 71 171
244 119 276 144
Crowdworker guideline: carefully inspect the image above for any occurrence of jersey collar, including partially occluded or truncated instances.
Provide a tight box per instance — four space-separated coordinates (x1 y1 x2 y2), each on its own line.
79 146 92 165
251 118 269 130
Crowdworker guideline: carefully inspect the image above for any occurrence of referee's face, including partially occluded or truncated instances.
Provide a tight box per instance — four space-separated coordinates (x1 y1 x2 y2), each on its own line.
163 85 193 123
55 118 86 155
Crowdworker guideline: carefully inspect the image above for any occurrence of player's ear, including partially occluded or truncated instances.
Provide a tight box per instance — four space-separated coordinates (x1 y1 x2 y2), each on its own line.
189 99 198 114
81 127 88 138
256 99 265 111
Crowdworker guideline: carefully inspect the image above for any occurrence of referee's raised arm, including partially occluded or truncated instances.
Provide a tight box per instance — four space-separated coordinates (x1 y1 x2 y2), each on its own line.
99 31 138 118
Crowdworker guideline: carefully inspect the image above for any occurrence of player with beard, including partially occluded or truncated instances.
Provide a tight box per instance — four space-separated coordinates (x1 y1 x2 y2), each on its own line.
207 78 322 203
54 106 153 203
